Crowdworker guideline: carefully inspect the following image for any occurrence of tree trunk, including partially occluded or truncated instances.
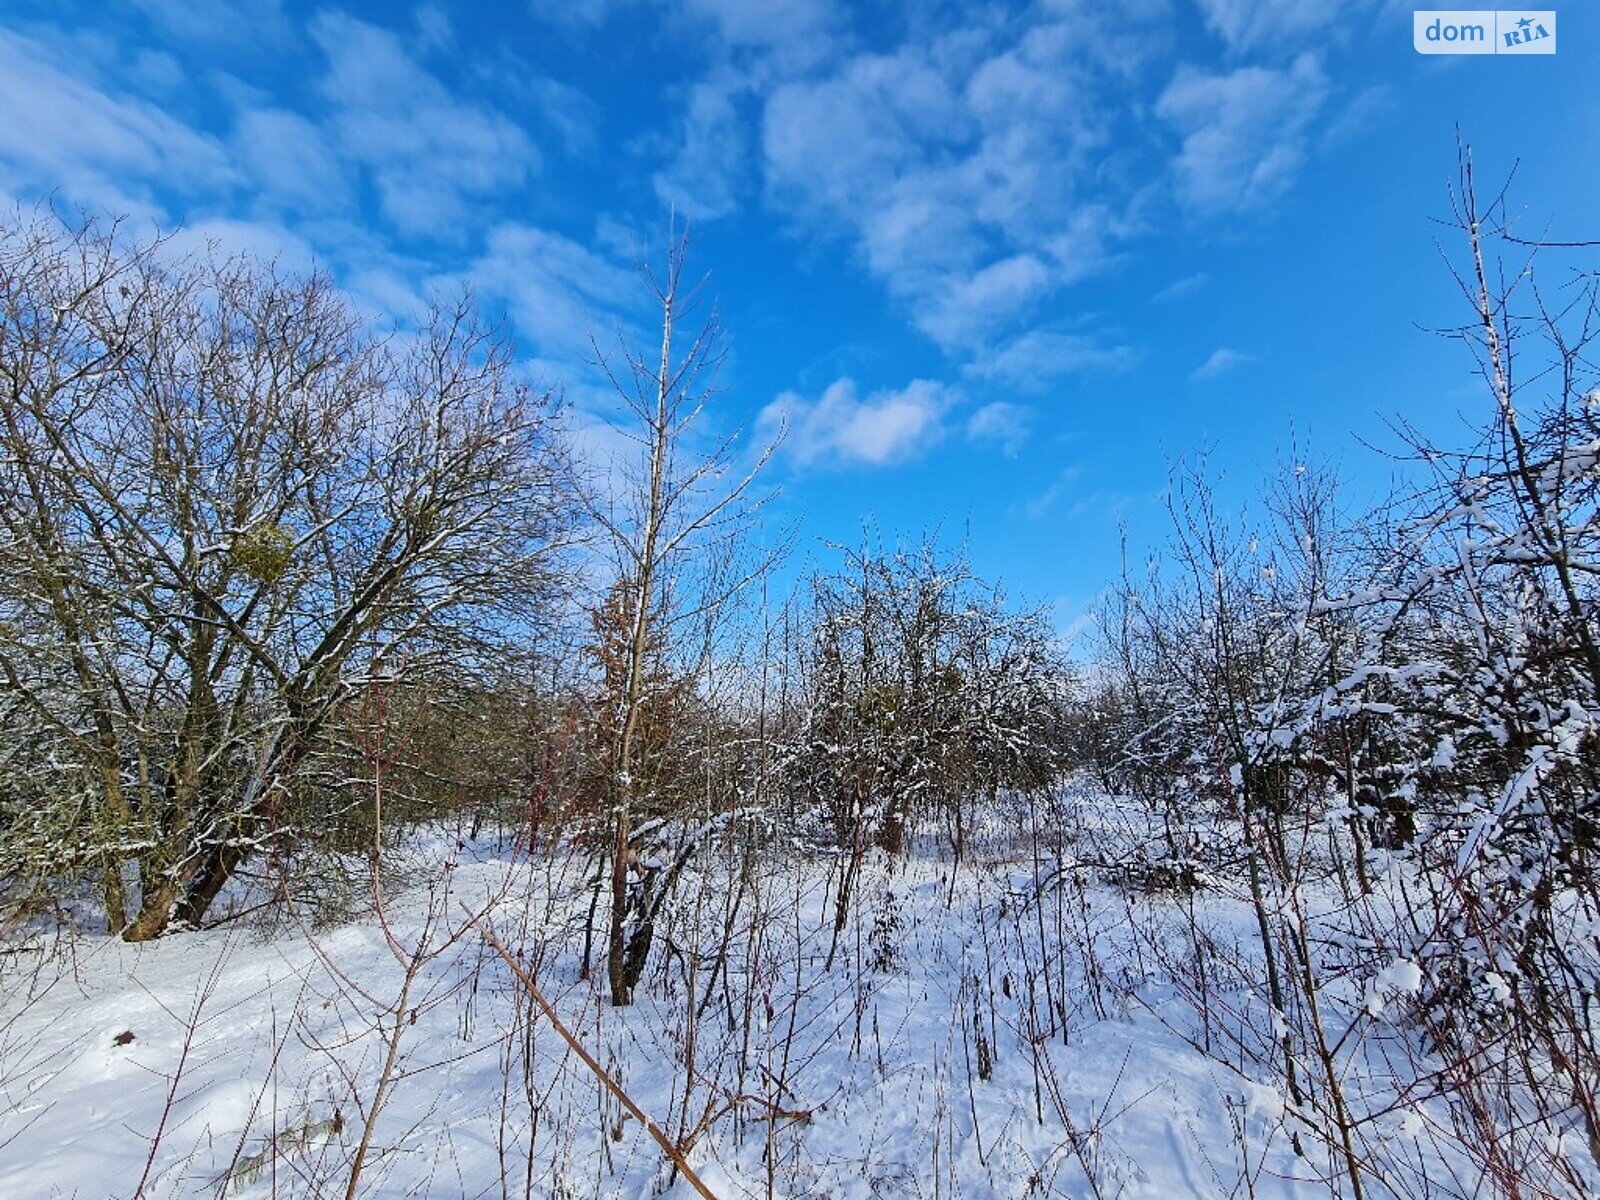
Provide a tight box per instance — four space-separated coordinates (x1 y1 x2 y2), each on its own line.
879 797 906 856
173 838 250 929
623 915 655 996
606 809 633 1005
101 864 127 936
122 878 180 942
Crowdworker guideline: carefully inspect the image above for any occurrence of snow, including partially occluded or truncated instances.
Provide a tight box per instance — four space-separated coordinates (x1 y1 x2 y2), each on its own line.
1379 957 1424 995
1484 971 1513 1006
1366 958 1424 1017
1240 1079 1284 1122
0 811 1521 1198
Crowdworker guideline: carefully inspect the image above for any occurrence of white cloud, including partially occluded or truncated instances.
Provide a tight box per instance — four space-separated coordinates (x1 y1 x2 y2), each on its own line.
131 0 294 47
966 401 1031 454
0 28 236 219
760 10 1157 354
520 77 601 158
761 377 952 467
677 0 842 71
1193 0 1375 54
1025 465 1083 520
527 0 620 32
234 108 350 214
1154 272 1209 302
550 0 838 224
1157 54 1327 216
129 49 185 94
919 254 1055 350
643 3 1333 368
309 13 536 235
414 4 455 55
159 216 320 274
966 329 1135 389
1190 346 1250 380
764 48 962 235
653 73 749 219
466 223 641 359
527 0 841 63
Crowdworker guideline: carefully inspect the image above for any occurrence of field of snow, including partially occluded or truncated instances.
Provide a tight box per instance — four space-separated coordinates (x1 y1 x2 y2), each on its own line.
0 800 1492 1198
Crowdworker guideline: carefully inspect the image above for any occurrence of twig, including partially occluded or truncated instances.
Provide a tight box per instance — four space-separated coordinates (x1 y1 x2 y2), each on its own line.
477 920 723 1200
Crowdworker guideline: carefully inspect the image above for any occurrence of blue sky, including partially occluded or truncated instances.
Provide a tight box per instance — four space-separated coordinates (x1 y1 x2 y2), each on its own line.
1 0 1594 641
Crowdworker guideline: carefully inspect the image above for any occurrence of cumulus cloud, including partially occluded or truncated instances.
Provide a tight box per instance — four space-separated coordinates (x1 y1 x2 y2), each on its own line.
580 0 842 221
760 378 952 467
758 9 1161 355
966 401 1032 454
1157 54 1327 216
641 1 1336 369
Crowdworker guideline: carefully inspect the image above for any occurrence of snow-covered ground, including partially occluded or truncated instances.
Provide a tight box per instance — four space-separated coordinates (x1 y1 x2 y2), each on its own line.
0 803 1506 1198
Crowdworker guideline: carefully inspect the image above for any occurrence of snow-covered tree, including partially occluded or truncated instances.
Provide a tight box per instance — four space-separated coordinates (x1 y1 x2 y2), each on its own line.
782 539 1069 875
582 232 781 1005
0 210 575 939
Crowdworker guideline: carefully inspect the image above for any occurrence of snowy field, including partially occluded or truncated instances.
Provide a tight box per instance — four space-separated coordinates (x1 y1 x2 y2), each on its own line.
0 797 1560 1198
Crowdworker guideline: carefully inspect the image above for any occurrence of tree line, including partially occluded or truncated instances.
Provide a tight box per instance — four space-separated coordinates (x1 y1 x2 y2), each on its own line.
3 155 1598 1192
1072 157 1600 1189
0 211 1069 968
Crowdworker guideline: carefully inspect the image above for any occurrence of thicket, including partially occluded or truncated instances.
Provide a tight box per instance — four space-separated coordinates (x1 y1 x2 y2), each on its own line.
2 155 1597 1197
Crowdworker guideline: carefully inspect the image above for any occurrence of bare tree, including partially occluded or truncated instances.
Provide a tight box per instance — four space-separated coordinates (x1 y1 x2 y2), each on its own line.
584 229 781 1005
0 208 576 940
